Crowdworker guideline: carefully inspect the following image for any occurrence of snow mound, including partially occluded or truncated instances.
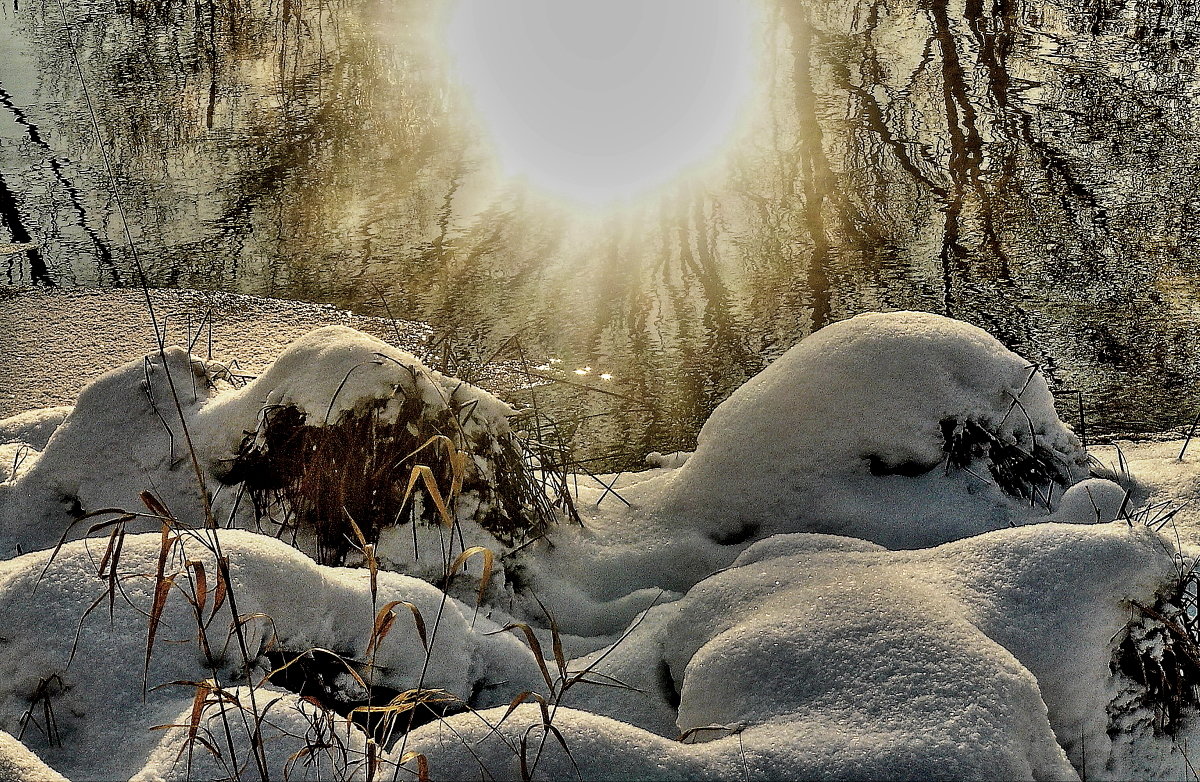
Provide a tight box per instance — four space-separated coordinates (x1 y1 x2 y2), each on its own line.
1052 478 1128 523
193 325 513 457
0 407 72 452
406 523 1186 781
653 311 1089 549
0 327 546 570
0 348 215 553
0 530 540 780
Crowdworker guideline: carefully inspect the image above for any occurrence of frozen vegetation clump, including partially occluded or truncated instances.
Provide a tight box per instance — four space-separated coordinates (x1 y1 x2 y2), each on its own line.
206 326 564 566
4 309 1200 780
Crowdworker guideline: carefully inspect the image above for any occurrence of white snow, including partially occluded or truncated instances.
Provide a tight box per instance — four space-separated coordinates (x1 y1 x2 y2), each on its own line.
1051 477 1128 523
0 326 516 561
0 729 67 782
402 523 1187 781
2 309 1200 781
652 311 1089 549
0 530 541 780
192 324 514 466
129 687 371 782
0 288 431 420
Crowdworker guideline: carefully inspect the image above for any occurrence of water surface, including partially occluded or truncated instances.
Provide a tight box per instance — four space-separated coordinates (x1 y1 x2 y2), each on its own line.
3 0 1199 464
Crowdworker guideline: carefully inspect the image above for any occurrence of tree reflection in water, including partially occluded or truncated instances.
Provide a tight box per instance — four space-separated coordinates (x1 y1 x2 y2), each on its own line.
1 0 1198 464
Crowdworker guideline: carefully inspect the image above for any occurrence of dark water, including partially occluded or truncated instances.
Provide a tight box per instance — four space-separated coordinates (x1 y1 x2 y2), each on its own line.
3 0 1200 466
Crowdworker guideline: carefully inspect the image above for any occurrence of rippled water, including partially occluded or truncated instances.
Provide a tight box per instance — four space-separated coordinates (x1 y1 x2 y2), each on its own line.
3 0 1200 464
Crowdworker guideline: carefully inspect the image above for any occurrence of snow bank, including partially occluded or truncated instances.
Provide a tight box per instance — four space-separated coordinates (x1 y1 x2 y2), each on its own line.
0 287 431 420
130 687 370 782
1089 439 1200 543
0 407 72 451
0 530 541 780
192 325 513 459
0 348 216 554
3 314 1196 781
0 326 535 569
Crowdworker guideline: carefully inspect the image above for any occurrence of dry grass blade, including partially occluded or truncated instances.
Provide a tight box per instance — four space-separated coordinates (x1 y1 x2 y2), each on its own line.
187 560 208 616
489 623 553 691
346 511 379 598
96 527 121 577
187 679 215 744
520 722 579 781
18 674 64 748
530 594 566 680
349 689 460 741
447 546 495 605
400 601 428 651
402 465 454 527
367 600 404 658
498 691 550 728
98 526 124 621
367 599 428 655
399 433 468 492
37 506 137 586
140 490 174 523
209 556 228 627
397 751 431 782
678 724 738 743
144 503 180 693
264 649 369 693
145 573 176 692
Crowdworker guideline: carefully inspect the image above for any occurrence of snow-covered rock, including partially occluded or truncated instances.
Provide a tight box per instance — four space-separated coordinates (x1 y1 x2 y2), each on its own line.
1051 478 1128 523
0 327 534 569
530 312 1093 622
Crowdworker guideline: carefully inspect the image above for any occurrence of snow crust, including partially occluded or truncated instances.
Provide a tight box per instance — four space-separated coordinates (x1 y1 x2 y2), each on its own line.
0 729 67 782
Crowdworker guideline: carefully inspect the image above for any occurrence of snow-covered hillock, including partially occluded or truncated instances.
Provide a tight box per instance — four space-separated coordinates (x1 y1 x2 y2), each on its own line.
654 310 1090 549
0 530 541 780
400 523 1194 781
0 326 546 575
527 312 1095 618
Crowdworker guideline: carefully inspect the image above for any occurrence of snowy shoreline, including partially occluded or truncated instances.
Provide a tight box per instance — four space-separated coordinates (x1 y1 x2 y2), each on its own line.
1 310 1200 780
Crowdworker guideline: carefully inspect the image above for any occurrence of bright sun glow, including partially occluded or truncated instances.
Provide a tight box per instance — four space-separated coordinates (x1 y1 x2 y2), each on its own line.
446 0 759 206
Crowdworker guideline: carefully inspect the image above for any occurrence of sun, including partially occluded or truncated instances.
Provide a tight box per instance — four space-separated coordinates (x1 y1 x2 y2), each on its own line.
445 0 760 207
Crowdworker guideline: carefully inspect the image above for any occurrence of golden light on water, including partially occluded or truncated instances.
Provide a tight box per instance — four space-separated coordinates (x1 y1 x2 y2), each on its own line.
445 0 760 207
